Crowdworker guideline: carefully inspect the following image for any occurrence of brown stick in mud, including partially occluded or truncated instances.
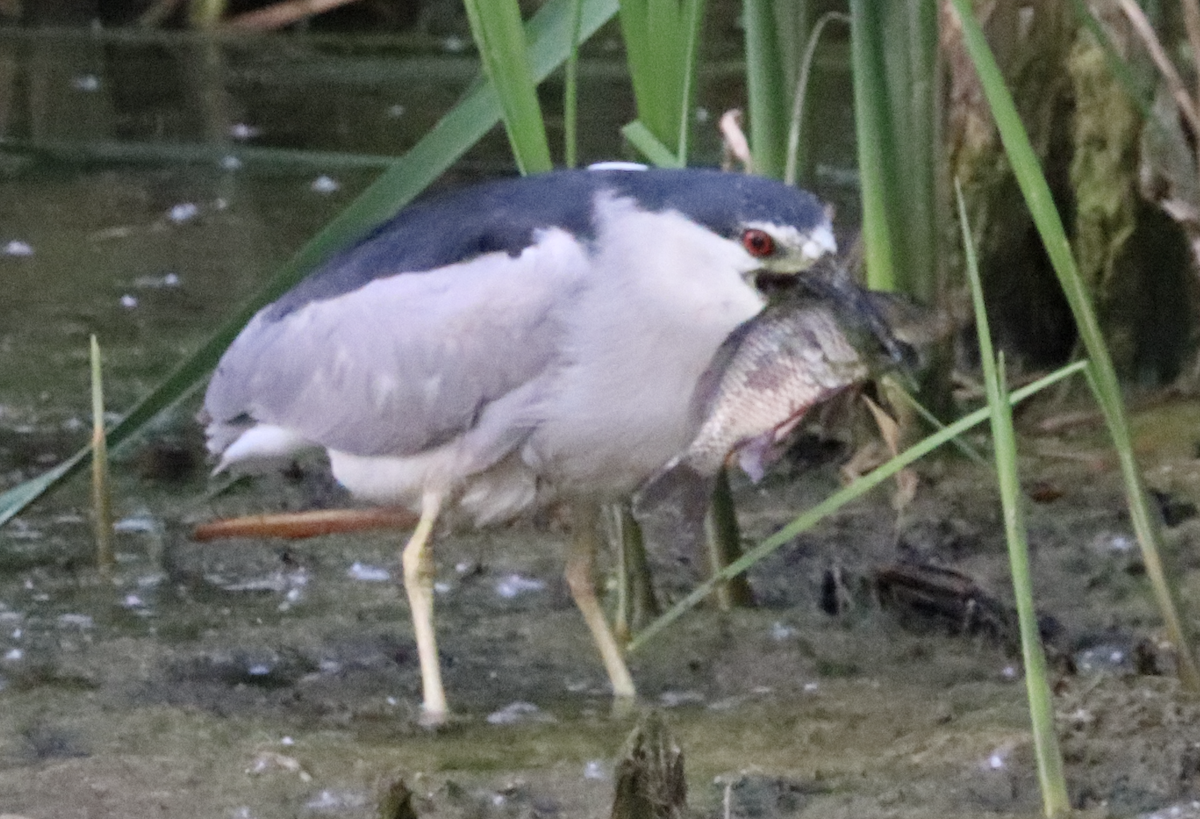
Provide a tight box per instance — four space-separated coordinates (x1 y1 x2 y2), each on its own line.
192 507 418 542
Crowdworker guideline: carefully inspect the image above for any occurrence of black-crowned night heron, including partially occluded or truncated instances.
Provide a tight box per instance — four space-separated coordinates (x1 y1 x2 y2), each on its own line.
203 164 836 724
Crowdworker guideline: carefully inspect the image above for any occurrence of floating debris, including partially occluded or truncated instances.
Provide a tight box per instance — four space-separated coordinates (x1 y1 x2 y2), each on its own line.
658 690 704 708
770 621 796 641
3 519 42 540
1075 643 1135 674
132 272 181 289
229 123 261 140
983 744 1014 771
495 573 546 599
347 562 390 582
57 614 93 630
3 240 33 257
583 760 608 780
1091 531 1135 553
247 750 311 781
486 701 554 725
114 515 160 533
386 104 406 119
119 294 138 309
168 202 199 224
310 175 340 194
210 569 309 594
71 74 100 92
304 789 368 812
220 155 243 171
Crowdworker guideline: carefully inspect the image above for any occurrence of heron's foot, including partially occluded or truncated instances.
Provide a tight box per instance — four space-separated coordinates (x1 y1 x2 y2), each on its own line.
610 690 639 721
606 660 637 701
417 704 451 730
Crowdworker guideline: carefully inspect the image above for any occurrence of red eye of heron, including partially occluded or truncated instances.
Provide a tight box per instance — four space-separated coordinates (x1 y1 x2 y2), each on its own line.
741 228 775 258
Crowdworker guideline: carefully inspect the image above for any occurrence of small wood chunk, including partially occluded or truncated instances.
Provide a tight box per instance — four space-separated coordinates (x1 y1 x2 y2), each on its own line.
611 711 687 819
377 774 418 819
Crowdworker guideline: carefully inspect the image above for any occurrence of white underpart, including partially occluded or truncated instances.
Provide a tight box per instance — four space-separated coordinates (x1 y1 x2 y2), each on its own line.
523 194 765 495
216 424 315 473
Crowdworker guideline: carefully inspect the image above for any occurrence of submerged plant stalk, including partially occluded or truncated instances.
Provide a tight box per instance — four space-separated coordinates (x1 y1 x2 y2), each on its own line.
90 335 114 576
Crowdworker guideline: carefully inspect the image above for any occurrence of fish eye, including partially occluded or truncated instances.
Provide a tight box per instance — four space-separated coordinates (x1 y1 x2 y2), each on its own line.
741 228 775 258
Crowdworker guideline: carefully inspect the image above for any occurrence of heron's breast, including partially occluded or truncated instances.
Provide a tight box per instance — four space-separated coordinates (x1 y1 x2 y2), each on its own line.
525 208 764 494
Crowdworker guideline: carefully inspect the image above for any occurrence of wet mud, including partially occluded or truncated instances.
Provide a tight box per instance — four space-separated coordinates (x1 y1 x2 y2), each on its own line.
4 397 1200 818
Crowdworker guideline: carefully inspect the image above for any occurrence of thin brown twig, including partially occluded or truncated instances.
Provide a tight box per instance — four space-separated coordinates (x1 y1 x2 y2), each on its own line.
1183 0 1200 106
138 0 183 27
1117 0 1200 137
192 507 418 541
1181 0 1200 180
225 0 361 30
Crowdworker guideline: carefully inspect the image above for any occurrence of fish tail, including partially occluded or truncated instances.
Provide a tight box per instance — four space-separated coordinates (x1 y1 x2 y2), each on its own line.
632 461 716 557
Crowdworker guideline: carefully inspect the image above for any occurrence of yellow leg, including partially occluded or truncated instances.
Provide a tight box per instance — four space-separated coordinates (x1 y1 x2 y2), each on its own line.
564 502 637 700
401 490 447 726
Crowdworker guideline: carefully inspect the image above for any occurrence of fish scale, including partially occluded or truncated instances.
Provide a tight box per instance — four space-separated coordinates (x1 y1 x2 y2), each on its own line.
683 302 871 480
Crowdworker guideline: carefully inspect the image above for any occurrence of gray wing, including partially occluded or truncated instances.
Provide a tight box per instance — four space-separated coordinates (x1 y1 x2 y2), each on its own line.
204 227 588 461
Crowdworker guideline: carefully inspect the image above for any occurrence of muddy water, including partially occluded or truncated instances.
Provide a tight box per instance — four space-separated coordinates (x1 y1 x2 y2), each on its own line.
4 31 1200 819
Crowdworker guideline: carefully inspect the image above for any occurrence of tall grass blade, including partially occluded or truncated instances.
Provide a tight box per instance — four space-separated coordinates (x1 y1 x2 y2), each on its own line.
784 11 849 187
888 381 987 466
849 1 940 299
463 0 553 174
959 183 1070 817
621 120 684 168
848 0 897 292
563 0 585 167
0 0 620 528
90 335 115 576
949 0 1200 690
618 0 705 161
672 0 705 161
627 360 1088 652
743 0 786 177
891 1 940 300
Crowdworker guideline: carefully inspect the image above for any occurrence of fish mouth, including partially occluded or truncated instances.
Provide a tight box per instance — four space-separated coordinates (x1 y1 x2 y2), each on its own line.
808 273 918 371
755 265 920 375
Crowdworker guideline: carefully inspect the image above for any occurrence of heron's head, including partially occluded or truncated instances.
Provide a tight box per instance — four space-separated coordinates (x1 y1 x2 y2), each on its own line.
735 213 837 278
595 166 837 281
